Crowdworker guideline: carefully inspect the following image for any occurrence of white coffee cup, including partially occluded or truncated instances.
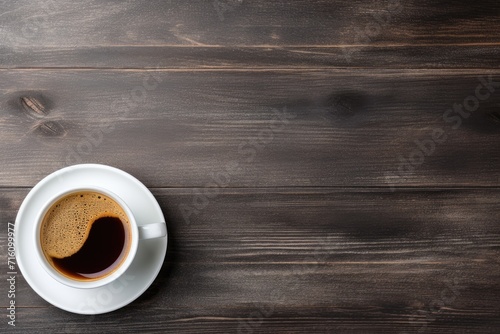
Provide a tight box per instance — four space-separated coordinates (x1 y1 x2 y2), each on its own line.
33 186 166 289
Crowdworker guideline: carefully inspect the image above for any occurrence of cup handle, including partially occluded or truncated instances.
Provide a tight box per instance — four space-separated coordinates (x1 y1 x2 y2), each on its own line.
138 222 167 240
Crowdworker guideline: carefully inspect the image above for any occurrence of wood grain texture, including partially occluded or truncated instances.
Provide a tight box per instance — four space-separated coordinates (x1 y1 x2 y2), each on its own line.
1 46 500 69
1 0 499 69
1 188 500 333
1 69 500 188
0 0 498 48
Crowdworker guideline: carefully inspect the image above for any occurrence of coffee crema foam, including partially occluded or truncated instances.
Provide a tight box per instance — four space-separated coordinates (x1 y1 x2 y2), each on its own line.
41 191 129 259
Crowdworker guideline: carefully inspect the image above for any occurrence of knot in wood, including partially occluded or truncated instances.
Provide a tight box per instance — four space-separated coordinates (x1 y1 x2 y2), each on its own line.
20 96 46 117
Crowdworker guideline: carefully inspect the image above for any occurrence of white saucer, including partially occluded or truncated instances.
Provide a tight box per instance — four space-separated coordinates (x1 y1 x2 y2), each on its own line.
15 164 168 314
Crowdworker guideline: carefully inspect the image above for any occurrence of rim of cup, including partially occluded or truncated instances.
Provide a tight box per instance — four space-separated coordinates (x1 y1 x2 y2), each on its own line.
33 186 139 289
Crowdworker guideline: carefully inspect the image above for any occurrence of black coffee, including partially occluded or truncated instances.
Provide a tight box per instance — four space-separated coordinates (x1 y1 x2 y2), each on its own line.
40 191 131 281
52 216 125 280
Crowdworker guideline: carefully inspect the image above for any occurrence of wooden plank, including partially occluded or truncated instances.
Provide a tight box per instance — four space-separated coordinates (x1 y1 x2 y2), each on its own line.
0 0 498 50
1 69 500 188
1 45 499 69
1 188 500 332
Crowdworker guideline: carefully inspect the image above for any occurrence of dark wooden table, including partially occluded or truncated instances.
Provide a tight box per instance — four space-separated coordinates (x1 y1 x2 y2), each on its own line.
1 1 500 333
